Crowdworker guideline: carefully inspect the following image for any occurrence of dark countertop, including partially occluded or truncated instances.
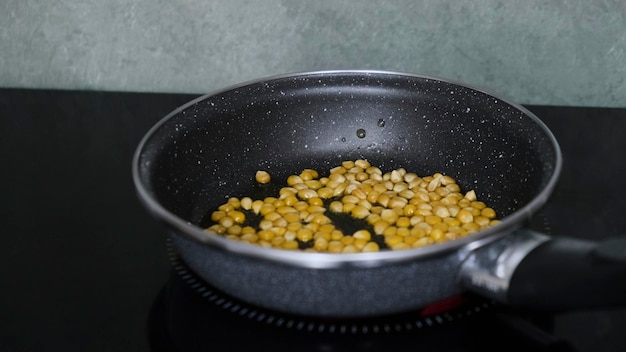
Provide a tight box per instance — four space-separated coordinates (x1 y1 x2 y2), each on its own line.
1 88 625 351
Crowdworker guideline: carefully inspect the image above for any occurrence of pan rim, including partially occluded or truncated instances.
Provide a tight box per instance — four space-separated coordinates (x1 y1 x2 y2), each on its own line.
132 69 563 269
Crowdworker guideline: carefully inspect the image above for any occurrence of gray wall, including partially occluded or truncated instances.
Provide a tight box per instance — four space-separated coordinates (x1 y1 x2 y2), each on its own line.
1 0 625 107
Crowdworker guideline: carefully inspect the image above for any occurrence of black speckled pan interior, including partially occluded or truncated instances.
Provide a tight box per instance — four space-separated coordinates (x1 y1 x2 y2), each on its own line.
139 71 557 228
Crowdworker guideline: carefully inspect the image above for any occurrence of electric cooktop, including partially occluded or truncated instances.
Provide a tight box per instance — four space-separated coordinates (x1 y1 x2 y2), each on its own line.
1 88 625 351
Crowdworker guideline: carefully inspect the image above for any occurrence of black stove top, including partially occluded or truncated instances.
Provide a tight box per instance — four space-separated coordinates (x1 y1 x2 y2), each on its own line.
1 88 625 351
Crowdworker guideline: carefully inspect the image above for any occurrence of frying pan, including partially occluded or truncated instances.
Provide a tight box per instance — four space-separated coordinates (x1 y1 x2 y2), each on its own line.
133 70 626 318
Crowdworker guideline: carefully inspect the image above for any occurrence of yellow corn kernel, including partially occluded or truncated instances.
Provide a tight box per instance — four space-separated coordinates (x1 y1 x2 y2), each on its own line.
275 206 297 216
354 172 369 181
239 197 253 210
211 210 226 222
257 230 275 241
342 245 358 253
410 215 425 226
293 201 309 212
443 217 461 227
354 159 370 169
433 206 451 218
398 189 415 200
241 226 256 235
342 202 356 213
227 197 241 207
342 195 359 204
446 183 461 193
304 180 323 190
380 209 399 224
304 222 320 232
393 183 409 193
282 240 299 250
462 222 481 232
314 237 329 251
410 226 427 238
425 215 442 225
481 207 497 219
412 237 432 248
328 172 347 182
427 176 441 192
287 175 304 186
310 213 332 225
279 186 297 196
259 203 275 216
377 193 390 207
225 235 240 242
255 170 271 184
435 187 451 197
373 220 390 235
272 217 288 228
317 187 334 199
388 197 408 209
351 205 370 219
318 223 335 233
403 235 419 246
383 226 398 237
297 189 318 200
397 227 410 237
228 211 246 224
296 228 314 242
271 236 286 247
207 224 227 234
430 228 445 241
286 221 302 232
396 216 411 228
366 190 381 204
391 242 411 251
361 241 380 252
263 211 282 221
457 209 474 224
385 235 404 247
471 201 486 210
328 241 344 253
300 168 319 181
352 238 368 250
240 232 258 242
352 230 372 241
218 203 235 213
474 216 491 227
350 187 367 200
282 195 298 206
304 197 321 207
447 205 461 217
258 219 273 230
330 229 344 241
226 224 241 236
219 216 235 228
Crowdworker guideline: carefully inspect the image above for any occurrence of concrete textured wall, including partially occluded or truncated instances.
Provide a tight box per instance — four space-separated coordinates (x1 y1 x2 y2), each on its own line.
1 0 625 107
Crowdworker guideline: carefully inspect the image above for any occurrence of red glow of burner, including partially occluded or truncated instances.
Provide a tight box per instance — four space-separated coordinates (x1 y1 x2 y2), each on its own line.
420 295 468 317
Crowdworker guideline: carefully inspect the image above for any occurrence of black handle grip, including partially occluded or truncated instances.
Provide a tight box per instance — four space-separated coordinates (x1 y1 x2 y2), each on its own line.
507 236 626 311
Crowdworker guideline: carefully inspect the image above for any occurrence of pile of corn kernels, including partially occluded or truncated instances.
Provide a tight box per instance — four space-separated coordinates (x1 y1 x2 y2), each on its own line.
206 159 499 253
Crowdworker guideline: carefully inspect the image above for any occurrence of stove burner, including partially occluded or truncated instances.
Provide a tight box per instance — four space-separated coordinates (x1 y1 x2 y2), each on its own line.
167 211 551 335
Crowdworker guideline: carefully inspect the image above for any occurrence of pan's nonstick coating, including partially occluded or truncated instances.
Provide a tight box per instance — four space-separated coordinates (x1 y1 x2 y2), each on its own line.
141 72 555 226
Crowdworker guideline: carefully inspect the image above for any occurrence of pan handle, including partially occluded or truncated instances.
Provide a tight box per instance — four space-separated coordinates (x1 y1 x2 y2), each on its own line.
459 229 626 311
